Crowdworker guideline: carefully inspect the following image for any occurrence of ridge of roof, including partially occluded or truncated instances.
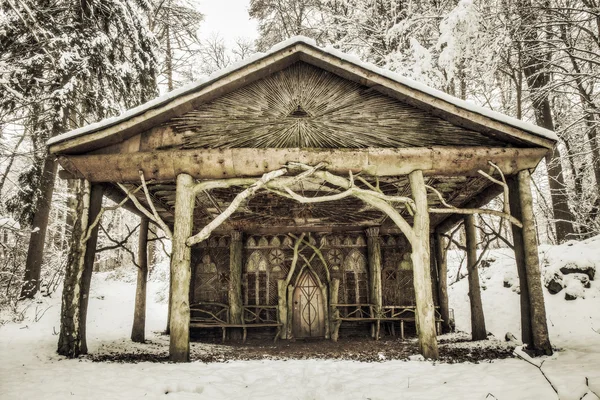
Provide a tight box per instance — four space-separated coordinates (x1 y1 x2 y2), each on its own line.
48 36 557 147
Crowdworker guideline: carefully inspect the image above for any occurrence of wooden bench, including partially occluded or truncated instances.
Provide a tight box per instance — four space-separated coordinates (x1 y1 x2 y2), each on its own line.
189 303 282 343
379 306 444 340
189 302 230 342
236 306 282 343
331 303 444 340
330 303 378 340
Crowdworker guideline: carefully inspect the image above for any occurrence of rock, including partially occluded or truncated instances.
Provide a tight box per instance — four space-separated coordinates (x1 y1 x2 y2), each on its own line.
505 332 518 342
565 292 578 300
503 280 511 288
560 264 595 281
546 277 563 294
572 273 591 289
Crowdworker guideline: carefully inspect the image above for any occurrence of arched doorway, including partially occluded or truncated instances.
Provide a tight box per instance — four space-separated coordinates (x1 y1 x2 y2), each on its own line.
292 269 326 338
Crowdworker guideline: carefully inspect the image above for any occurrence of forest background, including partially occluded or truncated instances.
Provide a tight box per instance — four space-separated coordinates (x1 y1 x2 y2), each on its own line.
0 0 598 316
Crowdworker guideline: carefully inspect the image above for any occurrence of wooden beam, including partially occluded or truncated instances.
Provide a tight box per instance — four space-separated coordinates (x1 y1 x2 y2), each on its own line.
465 215 487 341
516 170 553 355
131 216 149 343
408 170 439 359
169 174 195 362
57 147 548 183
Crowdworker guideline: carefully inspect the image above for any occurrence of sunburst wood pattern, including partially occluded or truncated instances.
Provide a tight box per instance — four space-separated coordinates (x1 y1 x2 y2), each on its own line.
166 62 505 149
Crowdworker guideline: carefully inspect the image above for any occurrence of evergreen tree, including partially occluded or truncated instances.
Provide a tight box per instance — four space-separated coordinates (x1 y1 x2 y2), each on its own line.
0 0 159 298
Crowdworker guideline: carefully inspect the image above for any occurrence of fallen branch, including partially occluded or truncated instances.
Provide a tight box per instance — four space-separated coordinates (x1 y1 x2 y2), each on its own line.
513 347 559 398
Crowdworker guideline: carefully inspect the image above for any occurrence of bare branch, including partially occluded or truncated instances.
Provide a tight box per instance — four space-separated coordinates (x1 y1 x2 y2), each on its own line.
117 183 173 239
81 185 143 244
186 167 289 246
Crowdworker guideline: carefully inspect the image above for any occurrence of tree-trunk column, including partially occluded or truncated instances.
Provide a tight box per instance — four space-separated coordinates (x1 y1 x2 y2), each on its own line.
228 230 243 339
21 158 59 298
366 227 382 314
434 230 451 333
465 215 487 340
518 169 553 355
132 216 149 343
408 170 439 359
507 176 533 346
57 181 103 357
169 173 195 362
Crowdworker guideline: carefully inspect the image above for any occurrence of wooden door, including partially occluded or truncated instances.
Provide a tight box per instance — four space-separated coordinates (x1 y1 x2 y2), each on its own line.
293 269 325 338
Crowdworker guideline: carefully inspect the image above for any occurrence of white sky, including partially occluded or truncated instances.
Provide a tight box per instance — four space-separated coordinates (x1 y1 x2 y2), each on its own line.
197 0 258 46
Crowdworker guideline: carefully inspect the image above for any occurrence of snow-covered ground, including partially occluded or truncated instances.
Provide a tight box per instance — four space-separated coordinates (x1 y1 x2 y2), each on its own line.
1 238 599 399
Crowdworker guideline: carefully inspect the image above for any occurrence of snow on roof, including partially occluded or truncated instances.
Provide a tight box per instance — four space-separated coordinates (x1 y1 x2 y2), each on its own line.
48 36 558 146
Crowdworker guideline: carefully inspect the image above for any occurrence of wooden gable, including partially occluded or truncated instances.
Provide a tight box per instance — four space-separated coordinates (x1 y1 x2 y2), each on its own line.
142 62 505 151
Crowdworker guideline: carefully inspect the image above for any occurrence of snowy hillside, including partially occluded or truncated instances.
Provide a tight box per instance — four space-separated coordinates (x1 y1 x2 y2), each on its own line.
1 238 599 399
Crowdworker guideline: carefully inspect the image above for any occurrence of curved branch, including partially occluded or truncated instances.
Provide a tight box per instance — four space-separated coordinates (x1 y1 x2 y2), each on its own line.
186 168 288 246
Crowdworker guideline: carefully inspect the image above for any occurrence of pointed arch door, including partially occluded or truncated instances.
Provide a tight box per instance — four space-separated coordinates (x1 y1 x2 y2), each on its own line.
292 269 325 338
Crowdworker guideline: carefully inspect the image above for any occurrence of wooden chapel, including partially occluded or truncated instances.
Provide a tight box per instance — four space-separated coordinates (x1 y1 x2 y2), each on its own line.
48 37 555 362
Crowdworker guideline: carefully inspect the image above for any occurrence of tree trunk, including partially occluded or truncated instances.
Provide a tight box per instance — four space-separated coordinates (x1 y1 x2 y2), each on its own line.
519 3 576 243
434 230 451 333
57 181 102 357
517 170 553 356
169 173 194 362
408 170 439 359
228 230 243 340
366 227 382 313
131 216 149 343
508 176 533 346
465 215 487 341
20 157 58 298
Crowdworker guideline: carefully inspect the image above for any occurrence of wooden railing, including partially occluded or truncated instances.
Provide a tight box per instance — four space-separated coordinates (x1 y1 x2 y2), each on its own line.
190 302 229 325
330 303 375 320
380 306 443 321
189 302 281 343
330 303 444 341
243 305 279 325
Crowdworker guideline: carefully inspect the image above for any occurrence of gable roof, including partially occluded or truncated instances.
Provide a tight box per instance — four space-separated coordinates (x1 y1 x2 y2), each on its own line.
48 36 557 154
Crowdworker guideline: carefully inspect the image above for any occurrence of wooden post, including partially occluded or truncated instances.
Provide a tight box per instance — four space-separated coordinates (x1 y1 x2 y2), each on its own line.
57 181 103 357
517 169 553 355
277 280 288 339
434 230 451 333
507 176 533 346
465 215 487 340
169 173 194 362
366 227 382 339
329 278 340 341
408 170 439 359
228 230 243 340
131 216 149 343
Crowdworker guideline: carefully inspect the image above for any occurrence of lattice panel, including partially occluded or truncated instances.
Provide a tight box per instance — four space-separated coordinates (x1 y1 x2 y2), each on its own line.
191 237 230 303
